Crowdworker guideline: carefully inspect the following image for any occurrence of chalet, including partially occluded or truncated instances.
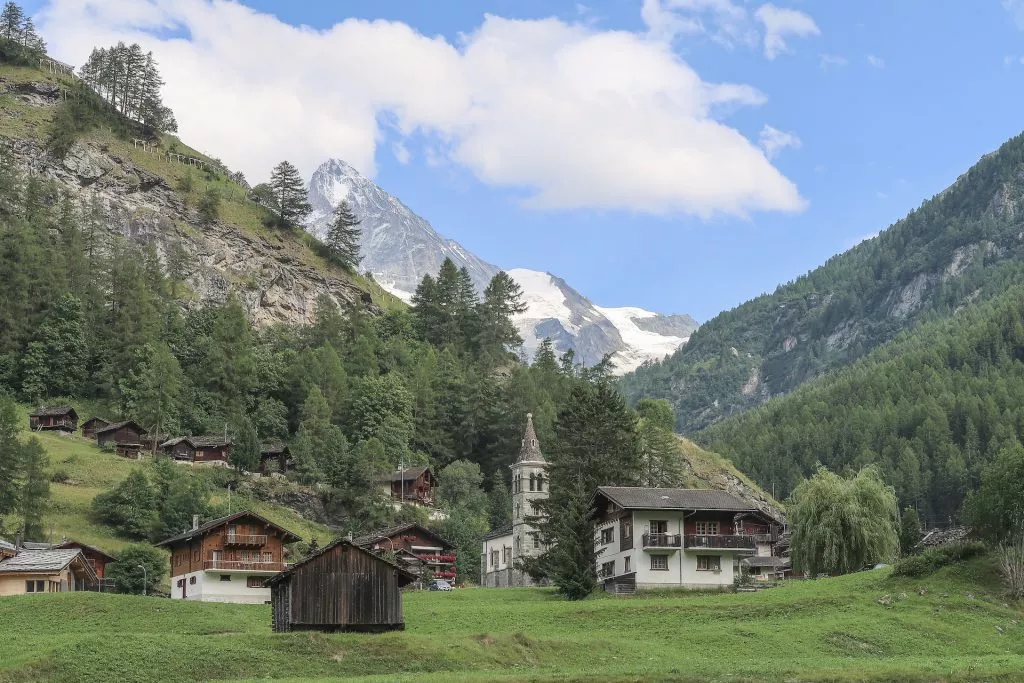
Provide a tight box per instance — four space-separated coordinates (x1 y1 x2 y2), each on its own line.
378 465 436 505
28 406 78 433
353 523 457 583
161 436 232 464
156 510 302 604
0 547 97 596
259 444 293 476
81 417 111 439
592 487 782 593
52 540 117 589
741 555 790 582
95 420 147 459
266 539 415 633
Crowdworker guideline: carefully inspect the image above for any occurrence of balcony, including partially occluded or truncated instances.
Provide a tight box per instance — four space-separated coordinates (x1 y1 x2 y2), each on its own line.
224 534 267 547
204 560 284 572
642 533 682 549
684 535 756 551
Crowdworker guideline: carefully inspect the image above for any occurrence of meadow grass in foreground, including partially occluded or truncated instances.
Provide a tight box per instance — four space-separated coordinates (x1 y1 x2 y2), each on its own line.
0 557 1021 682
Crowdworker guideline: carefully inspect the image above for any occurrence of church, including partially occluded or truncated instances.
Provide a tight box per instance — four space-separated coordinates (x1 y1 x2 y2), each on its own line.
480 413 549 587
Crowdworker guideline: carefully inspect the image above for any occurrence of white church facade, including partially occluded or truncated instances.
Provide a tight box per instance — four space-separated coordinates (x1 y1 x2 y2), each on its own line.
480 413 548 588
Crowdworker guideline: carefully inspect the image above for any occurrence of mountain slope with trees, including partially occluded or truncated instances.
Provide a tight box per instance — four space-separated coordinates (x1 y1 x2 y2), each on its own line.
622 131 1024 432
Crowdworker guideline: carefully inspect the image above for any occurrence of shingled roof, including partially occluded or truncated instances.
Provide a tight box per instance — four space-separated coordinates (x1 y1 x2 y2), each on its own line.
30 406 76 418
741 555 790 569
265 539 415 587
482 523 513 541
155 510 301 547
94 420 146 436
378 465 431 483
595 487 755 512
0 548 96 582
351 523 453 550
516 413 546 464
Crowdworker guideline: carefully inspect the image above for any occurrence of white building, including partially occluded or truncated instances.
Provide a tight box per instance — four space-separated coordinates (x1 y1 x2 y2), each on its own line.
592 487 781 592
481 413 549 587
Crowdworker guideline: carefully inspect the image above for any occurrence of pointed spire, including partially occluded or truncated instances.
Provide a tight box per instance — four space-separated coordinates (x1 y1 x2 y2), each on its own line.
516 413 545 464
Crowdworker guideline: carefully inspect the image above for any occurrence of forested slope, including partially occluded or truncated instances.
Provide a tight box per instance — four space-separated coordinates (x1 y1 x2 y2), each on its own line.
621 132 1024 432
696 287 1024 525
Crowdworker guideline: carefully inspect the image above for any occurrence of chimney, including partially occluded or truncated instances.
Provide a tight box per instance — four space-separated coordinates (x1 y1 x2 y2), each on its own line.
192 515 200 530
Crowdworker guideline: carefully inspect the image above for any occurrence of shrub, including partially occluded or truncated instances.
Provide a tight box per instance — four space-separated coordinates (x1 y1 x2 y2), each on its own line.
50 469 70 483
997 539 1024 599
891 541 987 578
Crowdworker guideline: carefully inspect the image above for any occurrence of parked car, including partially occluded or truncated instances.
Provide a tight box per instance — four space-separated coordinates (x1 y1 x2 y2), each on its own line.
428 579 453 591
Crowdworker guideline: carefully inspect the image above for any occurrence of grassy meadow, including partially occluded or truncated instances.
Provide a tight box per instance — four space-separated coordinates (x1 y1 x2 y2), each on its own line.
0 557 1021 682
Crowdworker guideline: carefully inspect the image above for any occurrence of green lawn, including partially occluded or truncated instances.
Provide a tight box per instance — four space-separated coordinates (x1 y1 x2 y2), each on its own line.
0 558 1021 682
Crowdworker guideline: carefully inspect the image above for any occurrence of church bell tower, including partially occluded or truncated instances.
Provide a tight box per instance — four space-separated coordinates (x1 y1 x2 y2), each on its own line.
511 413 549 559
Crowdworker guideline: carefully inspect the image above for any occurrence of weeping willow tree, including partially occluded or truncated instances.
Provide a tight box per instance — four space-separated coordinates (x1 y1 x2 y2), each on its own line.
789 465 899 576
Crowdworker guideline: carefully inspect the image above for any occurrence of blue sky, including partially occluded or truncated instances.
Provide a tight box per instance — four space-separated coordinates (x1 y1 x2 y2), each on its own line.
28 1 1024 321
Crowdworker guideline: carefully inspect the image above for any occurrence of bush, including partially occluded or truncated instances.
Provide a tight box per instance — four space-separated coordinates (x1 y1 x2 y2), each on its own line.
891 541 987 578
997 539 1024 599
50 469 70 483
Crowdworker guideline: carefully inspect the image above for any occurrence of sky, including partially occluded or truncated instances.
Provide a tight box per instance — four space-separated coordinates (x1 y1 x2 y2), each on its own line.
22 0 1024 321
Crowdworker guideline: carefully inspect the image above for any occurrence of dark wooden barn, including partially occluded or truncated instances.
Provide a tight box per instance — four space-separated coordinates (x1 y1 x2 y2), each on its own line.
266 539 415 633
29 406 78 432
81 417 111 439
259 444 293 476
95 420 146 447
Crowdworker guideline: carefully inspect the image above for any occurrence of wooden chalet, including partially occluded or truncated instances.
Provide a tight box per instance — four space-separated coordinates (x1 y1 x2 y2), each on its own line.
353 523 457 582
0 547 97 595
377 465 436 505
157 510 301 604
161 436 232 464
28 406 78 433
52 539 117 590
259 444 293 476
266 539 415 633
95 420 147 459
81 417 111 439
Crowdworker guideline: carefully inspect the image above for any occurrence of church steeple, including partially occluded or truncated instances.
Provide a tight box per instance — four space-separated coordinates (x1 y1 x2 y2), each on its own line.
516 412 545 464
511 412 548 560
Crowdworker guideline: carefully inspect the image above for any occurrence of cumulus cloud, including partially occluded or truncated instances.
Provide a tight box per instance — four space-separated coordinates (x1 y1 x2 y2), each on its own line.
866 54 885 68
1004 0 1024 29
758 125 801 159
818 53 848 70
754 3 820 60
641 0 757 48
36 0 806 217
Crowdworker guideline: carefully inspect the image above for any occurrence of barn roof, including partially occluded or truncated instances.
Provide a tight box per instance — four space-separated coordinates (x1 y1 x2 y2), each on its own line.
30 406 77 418
52 539 117 563
81 416 111 426
260 443 289 456
188 435 232 448
265 539 416 587
155 510 302 547
594 487 756 512
0 548 97 583
95 420 147 436
377 465 431 483
352 523 453 550
741 556 790 569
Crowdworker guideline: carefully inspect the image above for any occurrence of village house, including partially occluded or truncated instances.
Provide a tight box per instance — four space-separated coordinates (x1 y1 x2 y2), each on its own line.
741 555 791 582
592 487 782 593
481 413 549 588
161 436 232 465
378 465 436 505
28 406 78 432
0 547 98 596
157 510 301 604
259 444 293 476
353 523 457 583
267 539 415 633
80 417 111 439
95 420 147 459
52 540 117 590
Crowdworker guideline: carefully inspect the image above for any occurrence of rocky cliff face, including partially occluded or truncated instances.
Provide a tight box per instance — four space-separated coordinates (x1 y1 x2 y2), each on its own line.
3 78 373 327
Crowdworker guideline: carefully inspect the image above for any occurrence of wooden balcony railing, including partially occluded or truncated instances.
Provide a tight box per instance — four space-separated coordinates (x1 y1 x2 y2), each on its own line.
642 533 682 549
684 534 756 550
224 534 267 547
204 560 284 572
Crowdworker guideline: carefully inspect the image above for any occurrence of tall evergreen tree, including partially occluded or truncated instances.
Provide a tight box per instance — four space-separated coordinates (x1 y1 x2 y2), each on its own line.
0 396 21 535
19 437 48 540
267 161 311 228
0 2 24 42
325 200 361 270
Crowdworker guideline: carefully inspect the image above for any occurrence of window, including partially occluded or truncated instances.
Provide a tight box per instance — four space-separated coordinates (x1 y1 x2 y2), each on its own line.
695 521 720 536
177 578 185 587
515 504 520 519
189 576 197 585
491 550 499 567
600 527 614 545
502 547 511 563
696 555 721 571
537 475 544 492
532 533 540 549
600 561 614 578
624 556 631 573
247 576 265 588
650 520 668 534
529 473 535 491
650 555 669 571
25 580 45 593
220 574 232 582
621 520 632 538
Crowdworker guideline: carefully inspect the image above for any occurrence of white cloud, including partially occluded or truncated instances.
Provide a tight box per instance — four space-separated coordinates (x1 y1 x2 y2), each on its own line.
1004 0 1024 29
875 191 888 200
37 0 805 217
866 54 885 68
758 125 801 159
392 141 411 165
819 53 848 70
754 3 820 60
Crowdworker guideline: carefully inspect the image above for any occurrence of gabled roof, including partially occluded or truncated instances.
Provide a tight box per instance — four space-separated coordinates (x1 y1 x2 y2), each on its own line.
155 510 302 547
52 539 117 563
95 420 147 436
0 548 98 583
352 523 453 550
260 443 289 456
81 417 111 427
30 406 77 418
265 539 416 587
742 556 790 569
20 541 53 550
483 523 513 541
378 465 431 483
516 413 546 464
595 487 756 512
160 435 231 449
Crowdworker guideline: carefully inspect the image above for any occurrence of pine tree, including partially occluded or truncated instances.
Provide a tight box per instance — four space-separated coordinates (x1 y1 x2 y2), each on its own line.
19 437 48 540
326 200 361 270
0 396 21 535
0 2 24 42
268 161 311 228
125 343 183 447
229 411 260 473
476 271 527 360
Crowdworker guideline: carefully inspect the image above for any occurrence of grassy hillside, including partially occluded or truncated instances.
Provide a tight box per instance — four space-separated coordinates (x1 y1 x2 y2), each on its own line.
0 557 1020 682
5 406 332 555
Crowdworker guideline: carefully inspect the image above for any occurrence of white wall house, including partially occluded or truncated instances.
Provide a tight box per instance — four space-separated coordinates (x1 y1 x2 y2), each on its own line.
481 413 549 588
592 487 781 592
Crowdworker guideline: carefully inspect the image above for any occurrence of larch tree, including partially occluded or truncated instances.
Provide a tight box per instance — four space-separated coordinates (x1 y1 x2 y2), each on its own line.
326 200 362 270
268 161 311 228
19 437 49 540
0 2 24 41
788 465 899 576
